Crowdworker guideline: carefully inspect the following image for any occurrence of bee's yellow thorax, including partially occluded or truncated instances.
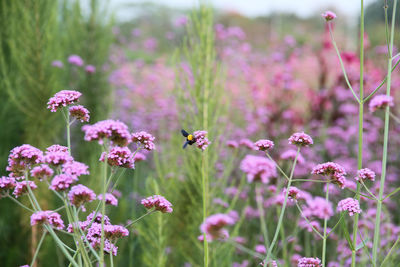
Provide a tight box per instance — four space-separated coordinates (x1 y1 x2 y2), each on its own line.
187 135 194 141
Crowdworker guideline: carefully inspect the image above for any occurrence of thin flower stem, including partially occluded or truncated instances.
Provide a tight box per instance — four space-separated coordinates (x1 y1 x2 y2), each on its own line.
345 187 375 200
389 111 400 124
201 151 209 267
265 152 289 181
65 108 71 155
358 231 375 267
7 195 34 212
100 144 108 266
380 235 400 267
328 23 360 103
256 184 270 247
322 185 330 266
265 147 300 262
326 213 344 238
383 186 400 200
30 230 47 267
227 240 264 259
125 210 157 228
291 179 326 183
360 181 378 201
295 203 324 239
373 1 397 264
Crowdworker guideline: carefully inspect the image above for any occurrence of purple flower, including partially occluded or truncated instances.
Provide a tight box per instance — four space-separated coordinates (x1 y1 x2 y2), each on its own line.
68 55 84 66
141 195 173 213
131 131 156 151
104 225 129 240
51 60 64 68
193 131 211 151
255 244 266 254
85 65 96 73
31 210 64 229
133 152 146 162
31 164 54 180
100 146 134 168
7 145 43 177
285 186 301 202
337 198 362 216
82 119 131 146
98 193 118 206
0 176 17 195
68 184 96 209
50 174 78 191
321 11 336 21
62 161 89 177
199 213 235 242
44 145 73 166
13 181 37 198
303 196 333 220
288 132 313 146
226 140 239 148
240 155 277 184
312 162 347 189
239 139 256 150
47 90 82 112
369 94 394 112
355 168 375 182
254 139 274 151
69 105 90 122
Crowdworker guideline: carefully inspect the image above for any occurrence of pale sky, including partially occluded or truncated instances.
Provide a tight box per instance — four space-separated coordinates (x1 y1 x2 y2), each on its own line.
113 0 376 19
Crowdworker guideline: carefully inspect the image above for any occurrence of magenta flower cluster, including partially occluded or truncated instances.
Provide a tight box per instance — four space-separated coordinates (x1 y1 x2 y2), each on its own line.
240 155 277 183
337 198 362 216
199 213 236 242
31 211 65 230
312 162 347 189
131 131 156 151
47 90 82 112
254 139 274 151
297 257 321 267
193 130 211 150
82 119 132 146
369 94 394 112
141 195 173 213
100 146 135 169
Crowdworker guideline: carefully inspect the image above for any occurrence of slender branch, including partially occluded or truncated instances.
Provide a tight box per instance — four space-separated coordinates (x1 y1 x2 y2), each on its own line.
266 152 290 181
295 203 324 239
7 195 34 212
125 210 157 228
383 186 400 200
30 230 47 267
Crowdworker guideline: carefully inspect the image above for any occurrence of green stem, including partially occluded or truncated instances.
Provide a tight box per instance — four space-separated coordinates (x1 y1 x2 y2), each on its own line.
65 108 71 155
202 151 209 267
256 184 270 247
265 147 300 262
381 236 400 267
30 230 47 267
266 153 289 181
322 185 330 266
372 1 397 264
100 143 108 266
383 186 400 200
7 195 34 212
295 203 324 239
125 210 157 228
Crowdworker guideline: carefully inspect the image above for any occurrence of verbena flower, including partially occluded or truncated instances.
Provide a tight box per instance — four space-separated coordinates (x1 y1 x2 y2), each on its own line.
337 198 362 216
260 260 278 267
104 225 129 240
68 55 84 66
69 105 90 122
240 155 277 184
141 195 173 213
369 94 394 112
7 145 43 177
51 60 64 68
226 140 239 148
62 161 89 177
68 184 96 209
194 131 211 150
303 196 333 220
312 162 347 189
82 119 131 146
255 244 266 254
50 174 78 191
13 181 37 198
31 164 54 180
131 131 156 151
98 193 118 206
0 176 17 195
199 213 235 242
298 257 321 267
47 90 82 112
355 168 375 182
85 65 96 73
30 210 65 229
321 11 336 21
239 139 256 150
254 139 274 151
44 145 73 166
133 152 146 162
288 132 313 146
100 146 135 168
285 186 301 202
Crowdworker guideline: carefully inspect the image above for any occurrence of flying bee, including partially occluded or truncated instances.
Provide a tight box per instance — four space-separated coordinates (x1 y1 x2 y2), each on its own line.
181 129 196 149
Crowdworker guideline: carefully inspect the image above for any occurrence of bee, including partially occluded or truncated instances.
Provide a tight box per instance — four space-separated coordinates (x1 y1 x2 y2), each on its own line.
181 129 196 149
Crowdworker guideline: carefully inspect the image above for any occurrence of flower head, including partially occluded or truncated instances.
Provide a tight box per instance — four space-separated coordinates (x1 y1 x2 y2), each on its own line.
199 213 235 242
355 168 375 182
68 184 96 209
31 211 65 229
31 164 54 180
0 176 17 195
51 60 64 68
82 119 131 146
298 257 321 267
337 198 362 216
226 140 239 148
240 155 277 184
47 90 82 112
44 145 73 166
141 195 173 213
131 131 156 151
312 162 347 189
285 186 301 202
98 193 118 206
50 174 78 191
62 161 89 177
254 139 274 151
69 105 90 122
104 225 129 240
194 131 211 150
85 65 96 73
321 11 336 21
68 55 84 66
100 146 134 168
7 145 43 176
13 181 37 198
289 132 313 146
369 94 394 112
133 152 146 162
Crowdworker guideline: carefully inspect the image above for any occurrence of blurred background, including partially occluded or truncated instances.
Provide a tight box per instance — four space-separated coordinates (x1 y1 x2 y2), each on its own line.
0 0 399 266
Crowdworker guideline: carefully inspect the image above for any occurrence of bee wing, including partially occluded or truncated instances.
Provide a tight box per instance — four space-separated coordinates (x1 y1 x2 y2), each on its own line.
181 129 189 137
183 141 189 149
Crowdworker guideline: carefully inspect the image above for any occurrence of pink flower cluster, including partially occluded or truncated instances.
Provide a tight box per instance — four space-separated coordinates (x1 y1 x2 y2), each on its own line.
254 139 274 151
98 193 118 206
141 195 173 213
47 90 82 112
30 210 65 229
7 144 44 177
68 184 96 209
131 131 156 151
68 55 84 66
297 257 321 267
13 181 37 198
69 105 90 122
355 168 375 182
369 94 394 112
31 164 54 180
312 162 347 189
44 145 73 166
337 198 362 216
82 119 132 146
194 130 211 150
240 155 277 184
199 213 236 242
321 11 336 21
100 146 135 168
288 132 313 147
0 176 17 195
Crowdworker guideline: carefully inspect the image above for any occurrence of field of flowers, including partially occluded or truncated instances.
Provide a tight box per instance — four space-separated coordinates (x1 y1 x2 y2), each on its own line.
1 0 400 267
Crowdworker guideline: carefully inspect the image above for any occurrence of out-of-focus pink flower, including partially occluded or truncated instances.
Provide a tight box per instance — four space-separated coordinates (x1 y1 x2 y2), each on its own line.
131 131 156 151
85 65 96 73
68 55 84 66
369 94 394 112
13 181 37 198
199 213 235 242
98 193 118 206
141 195 173 213
321 11 337 21
288 132 313 146
51 60 64 68
355 168 375 182
194 131 211 151
82 119 131 146
240 155 276 184
254 139 274 151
